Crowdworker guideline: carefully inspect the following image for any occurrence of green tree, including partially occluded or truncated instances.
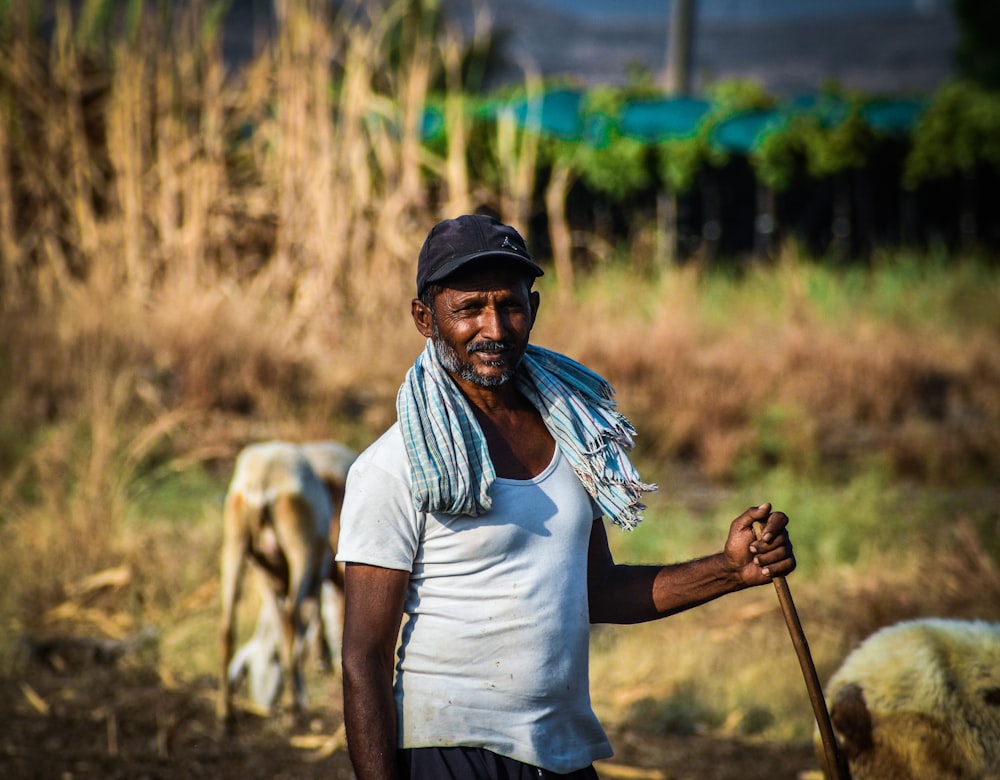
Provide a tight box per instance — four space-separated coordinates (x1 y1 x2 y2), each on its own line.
904 81 1000 187
953 0 1000 89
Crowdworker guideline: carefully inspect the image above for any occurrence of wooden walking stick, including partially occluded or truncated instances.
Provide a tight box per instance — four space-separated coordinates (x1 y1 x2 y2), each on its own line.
752 522 851 780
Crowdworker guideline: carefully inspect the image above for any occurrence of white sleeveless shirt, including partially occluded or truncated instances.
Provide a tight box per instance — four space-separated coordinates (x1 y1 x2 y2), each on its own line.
337 423 613 773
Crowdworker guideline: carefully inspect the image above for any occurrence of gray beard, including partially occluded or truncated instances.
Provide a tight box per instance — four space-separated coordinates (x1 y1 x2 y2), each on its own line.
433 332 519 389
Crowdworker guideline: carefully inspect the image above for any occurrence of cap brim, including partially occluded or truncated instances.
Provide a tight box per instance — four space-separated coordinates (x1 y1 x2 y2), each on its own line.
424 249 544 288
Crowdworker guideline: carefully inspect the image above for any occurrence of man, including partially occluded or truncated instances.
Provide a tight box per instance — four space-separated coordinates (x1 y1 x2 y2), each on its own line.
337 214 796 779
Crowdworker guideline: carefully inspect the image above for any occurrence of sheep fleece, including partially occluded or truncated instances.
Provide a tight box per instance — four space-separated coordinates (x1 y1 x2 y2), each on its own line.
820 618 1000 779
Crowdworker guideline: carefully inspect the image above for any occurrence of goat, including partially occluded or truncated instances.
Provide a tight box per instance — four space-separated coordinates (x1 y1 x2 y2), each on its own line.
226 592 284 713
225 440 358 713
820 618 1000 779
300 440 357 662
218 440 332 726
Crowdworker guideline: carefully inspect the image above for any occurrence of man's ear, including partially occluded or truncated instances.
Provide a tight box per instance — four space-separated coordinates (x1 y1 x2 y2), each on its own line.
411 298 434 338
530 290 540 329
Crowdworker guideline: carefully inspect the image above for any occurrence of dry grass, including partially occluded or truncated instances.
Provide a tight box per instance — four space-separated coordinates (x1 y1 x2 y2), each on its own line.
1 0 999 748
592 511 1000 742
540 249 1000 483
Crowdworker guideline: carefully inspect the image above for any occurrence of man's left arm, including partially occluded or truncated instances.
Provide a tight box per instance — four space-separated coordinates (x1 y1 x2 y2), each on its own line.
587 502 795 624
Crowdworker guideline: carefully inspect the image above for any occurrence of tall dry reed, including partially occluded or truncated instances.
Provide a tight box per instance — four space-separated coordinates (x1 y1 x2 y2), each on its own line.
0 0 488 629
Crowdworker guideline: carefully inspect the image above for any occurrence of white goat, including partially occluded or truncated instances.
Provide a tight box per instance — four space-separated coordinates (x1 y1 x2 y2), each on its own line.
218 441 332 726
820 618 1000 779
225 441 357 713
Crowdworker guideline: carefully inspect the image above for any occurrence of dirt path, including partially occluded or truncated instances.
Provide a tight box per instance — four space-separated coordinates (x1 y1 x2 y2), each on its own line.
0 663 820 779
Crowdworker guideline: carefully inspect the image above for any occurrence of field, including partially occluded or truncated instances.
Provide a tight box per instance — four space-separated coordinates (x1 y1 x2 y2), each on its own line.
2 252 997 779
1 3 999 778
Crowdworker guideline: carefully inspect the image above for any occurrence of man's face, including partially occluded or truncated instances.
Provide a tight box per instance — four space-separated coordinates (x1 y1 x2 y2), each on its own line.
415 264 538 390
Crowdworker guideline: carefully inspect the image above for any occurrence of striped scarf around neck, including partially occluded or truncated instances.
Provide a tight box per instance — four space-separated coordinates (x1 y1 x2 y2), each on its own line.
396 339 656 530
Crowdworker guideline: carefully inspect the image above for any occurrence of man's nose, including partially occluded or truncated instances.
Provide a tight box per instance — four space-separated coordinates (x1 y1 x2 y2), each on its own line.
478 305 505 340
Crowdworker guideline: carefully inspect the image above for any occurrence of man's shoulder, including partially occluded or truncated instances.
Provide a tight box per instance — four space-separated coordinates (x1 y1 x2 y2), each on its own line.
352 421 408 477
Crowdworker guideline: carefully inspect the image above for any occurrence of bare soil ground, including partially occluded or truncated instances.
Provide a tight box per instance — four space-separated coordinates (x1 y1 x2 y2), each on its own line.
0 660 820 780
0 662 356 780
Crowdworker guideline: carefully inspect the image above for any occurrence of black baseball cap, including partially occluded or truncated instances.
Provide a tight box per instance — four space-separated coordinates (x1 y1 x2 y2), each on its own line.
416 214 544 296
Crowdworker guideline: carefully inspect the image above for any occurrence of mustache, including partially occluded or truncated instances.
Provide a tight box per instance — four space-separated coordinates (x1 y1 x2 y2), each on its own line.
467 341 510 355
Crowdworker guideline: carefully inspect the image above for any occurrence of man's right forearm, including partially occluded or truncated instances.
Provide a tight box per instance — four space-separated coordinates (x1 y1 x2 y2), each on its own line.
340 562 410 778
343 659 398 779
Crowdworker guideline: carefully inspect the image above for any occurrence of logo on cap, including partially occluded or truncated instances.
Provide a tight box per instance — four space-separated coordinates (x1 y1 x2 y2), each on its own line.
501 237 520 253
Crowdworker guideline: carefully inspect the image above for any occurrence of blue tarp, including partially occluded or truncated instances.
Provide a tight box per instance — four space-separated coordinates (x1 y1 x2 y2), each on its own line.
618 97 711 142
711 110 787 153
861 99 926 135
498 88 585 141
787 94 849 127
421 105 445 140
421 91 928 150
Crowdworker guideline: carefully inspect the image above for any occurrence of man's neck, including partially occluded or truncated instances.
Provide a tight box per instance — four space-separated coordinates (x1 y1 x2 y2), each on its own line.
453 379 555 480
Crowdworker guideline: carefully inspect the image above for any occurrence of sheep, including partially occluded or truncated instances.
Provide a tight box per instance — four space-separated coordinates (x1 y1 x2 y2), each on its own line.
225 440 358 713
218 440 333 726
819 618 1000 779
